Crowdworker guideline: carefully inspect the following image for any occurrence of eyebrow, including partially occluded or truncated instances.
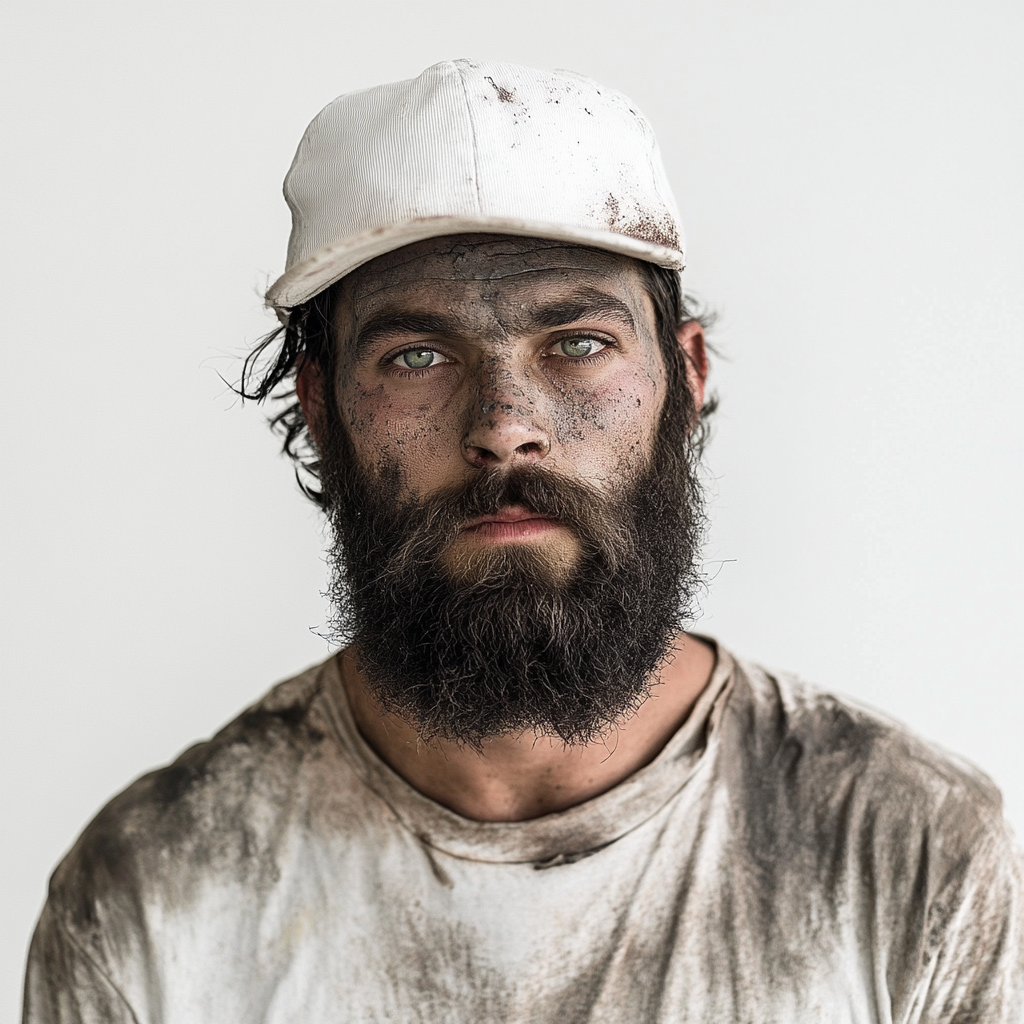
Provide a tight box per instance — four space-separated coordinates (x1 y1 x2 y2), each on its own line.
353 288 638 351
525 292 637 333
354 313 456 351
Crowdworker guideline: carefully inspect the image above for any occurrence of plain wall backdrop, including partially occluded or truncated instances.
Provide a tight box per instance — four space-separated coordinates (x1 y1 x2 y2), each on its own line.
2 0 1022 1018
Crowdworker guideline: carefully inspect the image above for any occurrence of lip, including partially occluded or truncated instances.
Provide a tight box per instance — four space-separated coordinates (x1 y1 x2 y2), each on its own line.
460 505 560 542
462 505 549 529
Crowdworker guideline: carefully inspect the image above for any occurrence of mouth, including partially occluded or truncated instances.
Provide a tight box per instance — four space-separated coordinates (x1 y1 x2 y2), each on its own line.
459 505 563 543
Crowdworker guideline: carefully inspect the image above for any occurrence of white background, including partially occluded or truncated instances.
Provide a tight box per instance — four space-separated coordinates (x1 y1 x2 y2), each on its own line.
2 1 1022 1018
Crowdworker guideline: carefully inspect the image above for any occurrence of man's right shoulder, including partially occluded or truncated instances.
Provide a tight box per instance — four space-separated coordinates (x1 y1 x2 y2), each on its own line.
45 658 350 938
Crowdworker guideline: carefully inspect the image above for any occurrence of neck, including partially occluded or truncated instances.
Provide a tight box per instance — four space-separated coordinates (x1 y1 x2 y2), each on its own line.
339 634 716 823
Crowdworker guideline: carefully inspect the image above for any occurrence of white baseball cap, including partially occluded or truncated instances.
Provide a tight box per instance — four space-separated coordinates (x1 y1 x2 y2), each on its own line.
266 59 685 316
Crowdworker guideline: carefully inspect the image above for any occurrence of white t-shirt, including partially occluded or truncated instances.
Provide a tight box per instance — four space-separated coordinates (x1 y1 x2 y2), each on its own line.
25 645 1024 1023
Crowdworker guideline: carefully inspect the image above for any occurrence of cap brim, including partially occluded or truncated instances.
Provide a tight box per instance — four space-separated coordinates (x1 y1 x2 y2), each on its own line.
265 215 685 321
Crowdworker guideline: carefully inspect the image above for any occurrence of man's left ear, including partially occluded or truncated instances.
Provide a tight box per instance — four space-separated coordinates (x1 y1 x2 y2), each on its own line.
675 320 708 410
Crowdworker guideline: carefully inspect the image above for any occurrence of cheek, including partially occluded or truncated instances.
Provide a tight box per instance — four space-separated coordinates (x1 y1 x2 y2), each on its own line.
549 365 664 472
338 378 463 479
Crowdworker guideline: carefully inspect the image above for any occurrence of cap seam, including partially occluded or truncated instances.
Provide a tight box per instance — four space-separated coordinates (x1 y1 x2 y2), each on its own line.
453 60 483 216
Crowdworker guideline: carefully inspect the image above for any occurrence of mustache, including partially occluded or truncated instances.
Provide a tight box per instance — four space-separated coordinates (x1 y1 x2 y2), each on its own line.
368 465 639 580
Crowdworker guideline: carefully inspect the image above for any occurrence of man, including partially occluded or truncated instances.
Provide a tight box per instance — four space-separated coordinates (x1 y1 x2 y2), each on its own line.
25 59 1023 1022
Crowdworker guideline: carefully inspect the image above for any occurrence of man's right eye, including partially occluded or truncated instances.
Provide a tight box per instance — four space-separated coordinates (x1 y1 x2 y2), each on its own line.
391 349 448 369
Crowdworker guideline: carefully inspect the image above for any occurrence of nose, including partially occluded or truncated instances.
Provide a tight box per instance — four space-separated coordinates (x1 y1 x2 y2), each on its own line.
461 371 551 470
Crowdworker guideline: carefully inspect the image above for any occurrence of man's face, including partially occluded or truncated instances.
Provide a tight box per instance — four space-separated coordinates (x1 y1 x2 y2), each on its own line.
298 234 707 745
326 235 671 580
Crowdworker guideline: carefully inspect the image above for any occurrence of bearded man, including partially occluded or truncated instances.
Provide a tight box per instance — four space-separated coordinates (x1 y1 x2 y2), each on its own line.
25 60 1024 1023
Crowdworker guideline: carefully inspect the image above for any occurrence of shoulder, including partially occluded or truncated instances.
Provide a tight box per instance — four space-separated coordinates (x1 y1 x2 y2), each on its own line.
716 653 1024 996
46 658 337 943
718 654 1014 875
705 650 1024 1017
729 655 1003 809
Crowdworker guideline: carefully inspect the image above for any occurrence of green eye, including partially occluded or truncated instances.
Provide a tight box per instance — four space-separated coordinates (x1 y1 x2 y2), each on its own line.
556 337 606 358
394 349 441 369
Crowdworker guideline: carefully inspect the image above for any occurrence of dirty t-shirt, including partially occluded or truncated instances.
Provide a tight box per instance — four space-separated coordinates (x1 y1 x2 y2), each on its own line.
25 646 1024 1023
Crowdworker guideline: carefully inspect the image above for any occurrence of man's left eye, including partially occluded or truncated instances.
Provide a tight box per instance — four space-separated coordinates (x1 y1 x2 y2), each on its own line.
553 337 607 358
392 349 448 369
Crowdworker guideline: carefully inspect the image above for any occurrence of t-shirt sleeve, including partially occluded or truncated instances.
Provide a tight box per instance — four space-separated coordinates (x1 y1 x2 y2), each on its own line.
23 904 138 1024
903 820 1024 1024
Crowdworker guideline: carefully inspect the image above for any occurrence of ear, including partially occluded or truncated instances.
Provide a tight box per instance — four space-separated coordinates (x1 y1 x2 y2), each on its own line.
296 358 328 448
675 320 708 411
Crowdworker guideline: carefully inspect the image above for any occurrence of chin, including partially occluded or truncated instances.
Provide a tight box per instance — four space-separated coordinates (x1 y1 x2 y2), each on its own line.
441 532 584 588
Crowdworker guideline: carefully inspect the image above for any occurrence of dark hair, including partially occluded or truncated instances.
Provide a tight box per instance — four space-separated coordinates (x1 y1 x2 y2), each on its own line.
236 261 717 508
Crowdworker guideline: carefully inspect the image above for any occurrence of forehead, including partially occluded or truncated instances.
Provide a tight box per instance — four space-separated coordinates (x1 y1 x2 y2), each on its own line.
333 234 654 324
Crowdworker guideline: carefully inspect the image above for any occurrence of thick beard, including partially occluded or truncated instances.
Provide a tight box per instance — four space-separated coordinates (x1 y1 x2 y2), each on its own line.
318 396 706 746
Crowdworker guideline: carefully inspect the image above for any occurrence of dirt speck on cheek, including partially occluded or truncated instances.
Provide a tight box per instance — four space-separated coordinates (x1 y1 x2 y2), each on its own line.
343 384 386 435
548 387 621 447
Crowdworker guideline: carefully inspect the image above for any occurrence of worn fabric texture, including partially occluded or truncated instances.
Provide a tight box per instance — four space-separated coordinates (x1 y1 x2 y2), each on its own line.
24 646 1024 1023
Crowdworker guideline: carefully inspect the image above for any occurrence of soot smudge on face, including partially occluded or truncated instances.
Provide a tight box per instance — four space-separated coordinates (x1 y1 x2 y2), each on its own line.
311 237 706 744
329 235 668 503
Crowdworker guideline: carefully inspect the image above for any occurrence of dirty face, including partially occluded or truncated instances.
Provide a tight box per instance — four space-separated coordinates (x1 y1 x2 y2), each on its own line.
299 234 708 742
324 235 669 580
